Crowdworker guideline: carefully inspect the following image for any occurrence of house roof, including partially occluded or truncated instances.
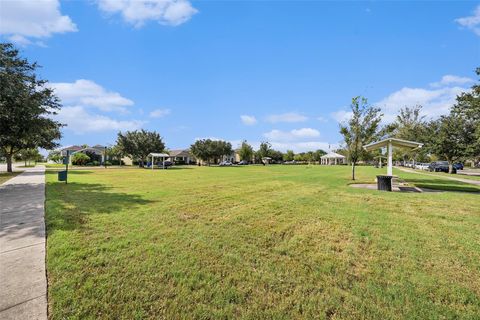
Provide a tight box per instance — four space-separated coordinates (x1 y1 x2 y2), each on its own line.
321 152 345 159
169 149 191 157
72 147 104 155
58 145 82 151
363 138 423 152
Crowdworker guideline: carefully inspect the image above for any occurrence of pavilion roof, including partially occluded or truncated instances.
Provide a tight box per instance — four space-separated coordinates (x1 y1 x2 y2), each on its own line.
321 152 345 159
363 138 423 152
148 153 170 157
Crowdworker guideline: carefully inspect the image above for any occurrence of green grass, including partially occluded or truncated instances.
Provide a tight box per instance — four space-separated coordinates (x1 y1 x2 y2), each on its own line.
45 166 480 319
0 171 21 184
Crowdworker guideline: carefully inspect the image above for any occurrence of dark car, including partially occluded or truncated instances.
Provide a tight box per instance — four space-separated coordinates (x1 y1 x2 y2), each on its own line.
453 163 464 170
156 160 173 168
428 161 456 173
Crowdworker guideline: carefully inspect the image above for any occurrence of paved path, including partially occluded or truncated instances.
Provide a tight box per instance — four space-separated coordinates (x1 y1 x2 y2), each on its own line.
397 167 480 186
0 166 47 320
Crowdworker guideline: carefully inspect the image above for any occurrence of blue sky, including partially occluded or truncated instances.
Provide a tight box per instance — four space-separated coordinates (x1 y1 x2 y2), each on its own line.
1 0 479 152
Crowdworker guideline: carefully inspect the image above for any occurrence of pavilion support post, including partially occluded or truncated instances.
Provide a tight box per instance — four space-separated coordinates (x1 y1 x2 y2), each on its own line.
152 155 154 170
387 141 393 176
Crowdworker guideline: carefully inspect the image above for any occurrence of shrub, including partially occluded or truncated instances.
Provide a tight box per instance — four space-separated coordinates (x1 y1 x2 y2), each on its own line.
71 153 90 165
92 161 100 166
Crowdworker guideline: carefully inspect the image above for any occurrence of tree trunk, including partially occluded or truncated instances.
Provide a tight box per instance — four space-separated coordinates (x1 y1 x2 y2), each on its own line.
6 153 13 173
448 162 454 174
351 162 356 180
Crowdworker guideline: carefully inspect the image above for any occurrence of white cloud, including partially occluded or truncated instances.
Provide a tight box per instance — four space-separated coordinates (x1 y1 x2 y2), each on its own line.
376 85 467 122
240 115 257 125
150 108 171 118
98 0 198 27
430 75 473 87
50 79 134 113
330 110 353 123
56 106 145 134
331 74 471 124
0 0 77 45
264 128 320 141
266 112 308 123
455 5 480 36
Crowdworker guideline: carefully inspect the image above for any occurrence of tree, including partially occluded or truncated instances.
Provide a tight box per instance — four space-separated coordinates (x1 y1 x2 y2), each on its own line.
16 148 42 166
384 105 429 164
108 145 125 165
0 43 63 172
71 153 90 166
116 130 165 167
452 67 480 164
339 96 383 180
214 140 233 161
313 149 327 163
190 139 232 165
238 140 254 162
190 139 214 165
284 150 295 161
427 114 474 173
48 150 63 163
257 141 272 159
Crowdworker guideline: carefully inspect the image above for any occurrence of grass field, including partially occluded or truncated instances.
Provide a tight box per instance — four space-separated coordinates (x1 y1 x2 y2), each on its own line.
45 165 480 319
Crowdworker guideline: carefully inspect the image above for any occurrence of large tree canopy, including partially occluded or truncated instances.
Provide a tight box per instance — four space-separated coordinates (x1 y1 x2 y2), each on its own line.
116 130 165 166
452 67 480 161
190 139 233 165
238 140 254 162
0 43 63 172
340 96 383 180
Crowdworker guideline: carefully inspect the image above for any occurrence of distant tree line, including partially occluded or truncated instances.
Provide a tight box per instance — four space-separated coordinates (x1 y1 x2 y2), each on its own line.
1 41 478 175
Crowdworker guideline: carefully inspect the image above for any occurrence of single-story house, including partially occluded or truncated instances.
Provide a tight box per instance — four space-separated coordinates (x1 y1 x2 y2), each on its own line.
168 149 196 164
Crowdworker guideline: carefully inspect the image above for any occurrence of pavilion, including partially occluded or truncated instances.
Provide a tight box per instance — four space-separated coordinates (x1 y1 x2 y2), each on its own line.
320 152 346 165
148 152 170 170
364 138 423 176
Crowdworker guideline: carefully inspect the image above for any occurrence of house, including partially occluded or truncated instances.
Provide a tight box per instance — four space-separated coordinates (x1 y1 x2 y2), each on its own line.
168 149 196 164
57 145 82 157
71 146 107 163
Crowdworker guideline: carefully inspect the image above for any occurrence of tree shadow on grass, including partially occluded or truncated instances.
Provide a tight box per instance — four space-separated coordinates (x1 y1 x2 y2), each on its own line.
405 178 480 193
46 178 153 236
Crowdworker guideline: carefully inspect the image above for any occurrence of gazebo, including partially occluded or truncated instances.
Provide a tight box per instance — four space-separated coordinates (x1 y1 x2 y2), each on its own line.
148 152 170 170
262 157 272 164
364 138 423 176
320 152 346 165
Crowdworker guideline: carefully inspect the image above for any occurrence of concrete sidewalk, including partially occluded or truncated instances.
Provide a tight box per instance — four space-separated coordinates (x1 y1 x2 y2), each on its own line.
0 166 47 320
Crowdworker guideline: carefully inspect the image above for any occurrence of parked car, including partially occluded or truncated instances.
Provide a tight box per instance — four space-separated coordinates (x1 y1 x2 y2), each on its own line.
156 160 173 168
418 163 430 171
453 163 464 170
429 161 456 173
219 161 233 166
238 160 249 165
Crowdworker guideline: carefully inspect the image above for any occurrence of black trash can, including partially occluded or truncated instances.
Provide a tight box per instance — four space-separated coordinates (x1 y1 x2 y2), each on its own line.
58 170 67 182
377 175 392 191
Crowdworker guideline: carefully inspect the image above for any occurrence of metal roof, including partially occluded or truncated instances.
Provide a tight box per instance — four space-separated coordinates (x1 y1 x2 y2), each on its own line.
148 153 170 157
363 138 423 152
321 152 345 159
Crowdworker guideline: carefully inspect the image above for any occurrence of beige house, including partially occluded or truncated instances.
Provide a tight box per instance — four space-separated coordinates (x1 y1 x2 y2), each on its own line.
168 149 196 164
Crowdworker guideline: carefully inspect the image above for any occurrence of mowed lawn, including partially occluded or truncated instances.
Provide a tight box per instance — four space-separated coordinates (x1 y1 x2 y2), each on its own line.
45 165 480 319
